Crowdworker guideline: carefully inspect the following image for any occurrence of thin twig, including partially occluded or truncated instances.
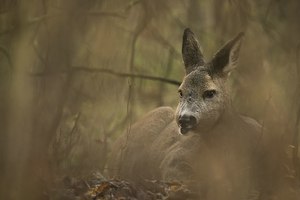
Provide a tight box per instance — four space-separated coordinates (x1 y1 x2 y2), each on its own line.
74 67 181 86
0 45 13 70
0 10 127 35
149 26 181 58
256 94 272 150
157 48 175 106
119 0 148 175
85 11 125 19
124 0 141 12
292 42 300 179
31 67 181 86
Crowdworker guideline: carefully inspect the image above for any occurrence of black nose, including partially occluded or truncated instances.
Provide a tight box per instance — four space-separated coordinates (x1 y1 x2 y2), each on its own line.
178 114 197 127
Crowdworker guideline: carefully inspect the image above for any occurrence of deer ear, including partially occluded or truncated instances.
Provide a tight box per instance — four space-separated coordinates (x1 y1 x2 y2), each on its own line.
182 28 205 74
210 32 244 75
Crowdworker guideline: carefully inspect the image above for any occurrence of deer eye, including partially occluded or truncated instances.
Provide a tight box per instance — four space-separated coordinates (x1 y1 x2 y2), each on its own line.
203 90 216 99
178 89 183 98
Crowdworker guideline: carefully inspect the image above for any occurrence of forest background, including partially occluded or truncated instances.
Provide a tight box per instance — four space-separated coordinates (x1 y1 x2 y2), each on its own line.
0 0 300 199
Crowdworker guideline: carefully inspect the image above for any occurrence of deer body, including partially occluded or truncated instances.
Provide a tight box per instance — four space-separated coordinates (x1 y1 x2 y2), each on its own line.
108 29 263 199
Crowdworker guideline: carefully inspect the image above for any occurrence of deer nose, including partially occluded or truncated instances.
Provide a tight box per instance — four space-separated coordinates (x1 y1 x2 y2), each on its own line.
178 114 197 128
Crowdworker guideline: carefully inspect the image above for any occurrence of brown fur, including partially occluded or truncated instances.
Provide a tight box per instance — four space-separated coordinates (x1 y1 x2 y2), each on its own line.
108 29 264 200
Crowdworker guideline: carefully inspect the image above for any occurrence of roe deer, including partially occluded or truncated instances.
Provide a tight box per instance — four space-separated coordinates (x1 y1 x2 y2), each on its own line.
108 29 264 200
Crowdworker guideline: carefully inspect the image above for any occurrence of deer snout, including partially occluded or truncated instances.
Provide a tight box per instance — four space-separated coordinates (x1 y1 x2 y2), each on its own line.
178 114 197 126
178 114 197 135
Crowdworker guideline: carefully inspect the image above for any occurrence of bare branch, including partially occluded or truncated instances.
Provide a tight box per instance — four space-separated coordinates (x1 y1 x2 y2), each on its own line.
78 67 182 86
149 26 181 58
292 42 300 179
31 66 181 86
157 48 175 106
0 10 127 36
85 11 126 19
124 0 141 12
0 45 13 70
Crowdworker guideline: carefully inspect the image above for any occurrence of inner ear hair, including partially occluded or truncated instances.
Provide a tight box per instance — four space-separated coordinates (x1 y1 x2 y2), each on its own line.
210 32 244 75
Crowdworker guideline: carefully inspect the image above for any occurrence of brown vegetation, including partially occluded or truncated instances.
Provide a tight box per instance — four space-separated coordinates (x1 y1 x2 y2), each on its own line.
0 0 300 199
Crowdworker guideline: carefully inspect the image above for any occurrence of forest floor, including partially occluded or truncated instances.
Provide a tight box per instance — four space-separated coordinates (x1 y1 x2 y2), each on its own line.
49 171 196 200
48 171 300 200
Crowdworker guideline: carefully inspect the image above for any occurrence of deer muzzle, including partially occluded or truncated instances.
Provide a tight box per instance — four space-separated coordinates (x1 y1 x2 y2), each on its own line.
178 114 197 135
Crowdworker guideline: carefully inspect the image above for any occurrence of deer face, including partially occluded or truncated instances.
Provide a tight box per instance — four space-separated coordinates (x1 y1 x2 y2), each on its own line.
176 29 244 135
176 69 228 134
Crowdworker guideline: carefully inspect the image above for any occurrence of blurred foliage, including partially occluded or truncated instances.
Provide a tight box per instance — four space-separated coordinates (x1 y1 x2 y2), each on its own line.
0 0 300 199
